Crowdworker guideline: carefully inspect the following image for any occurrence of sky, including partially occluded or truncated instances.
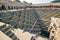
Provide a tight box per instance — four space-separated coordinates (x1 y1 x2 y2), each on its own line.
11 0 54 4
20 0 54 4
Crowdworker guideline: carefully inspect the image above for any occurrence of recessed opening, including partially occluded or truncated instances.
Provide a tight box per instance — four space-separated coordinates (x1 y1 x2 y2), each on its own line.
2 5 6 9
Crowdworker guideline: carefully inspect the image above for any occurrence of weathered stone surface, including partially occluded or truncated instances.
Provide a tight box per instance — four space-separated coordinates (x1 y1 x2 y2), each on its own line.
48 17 60 40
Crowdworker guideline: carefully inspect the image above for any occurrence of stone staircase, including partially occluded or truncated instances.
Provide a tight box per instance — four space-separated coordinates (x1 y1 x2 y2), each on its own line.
36 8 60 27
0 8 60 38
0 25 19 40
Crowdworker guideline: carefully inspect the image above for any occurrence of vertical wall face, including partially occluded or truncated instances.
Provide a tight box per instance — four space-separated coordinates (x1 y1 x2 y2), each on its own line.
48 17 60 40
0 3 8 10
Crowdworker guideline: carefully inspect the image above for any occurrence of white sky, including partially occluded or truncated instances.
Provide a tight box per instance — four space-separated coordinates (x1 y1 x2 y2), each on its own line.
11 0 54 4
20 0 54 4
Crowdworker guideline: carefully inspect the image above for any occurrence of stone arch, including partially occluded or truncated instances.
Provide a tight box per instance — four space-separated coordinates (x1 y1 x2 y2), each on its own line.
1 5 6 10
8 6 10 9
11 6 13 9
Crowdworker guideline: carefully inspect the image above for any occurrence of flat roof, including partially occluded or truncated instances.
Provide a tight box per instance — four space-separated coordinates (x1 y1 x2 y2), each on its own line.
32 3 60 6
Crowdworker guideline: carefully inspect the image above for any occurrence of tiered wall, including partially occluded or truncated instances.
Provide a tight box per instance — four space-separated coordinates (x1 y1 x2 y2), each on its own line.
0 8 60 38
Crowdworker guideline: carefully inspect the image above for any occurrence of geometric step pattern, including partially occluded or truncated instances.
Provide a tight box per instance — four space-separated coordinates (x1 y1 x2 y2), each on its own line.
30 19 49 38
1 8 60 38
0 9 39 29
36 8 60 27
0 8 53 38
0 24 19 40
0 9 48 38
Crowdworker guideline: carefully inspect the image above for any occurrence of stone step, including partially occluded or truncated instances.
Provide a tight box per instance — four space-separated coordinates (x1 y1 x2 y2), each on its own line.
1 27 10 31
8 33 13 37
5 29 10 34
0 26 19 40
44 10 60 19
41 9 55 17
